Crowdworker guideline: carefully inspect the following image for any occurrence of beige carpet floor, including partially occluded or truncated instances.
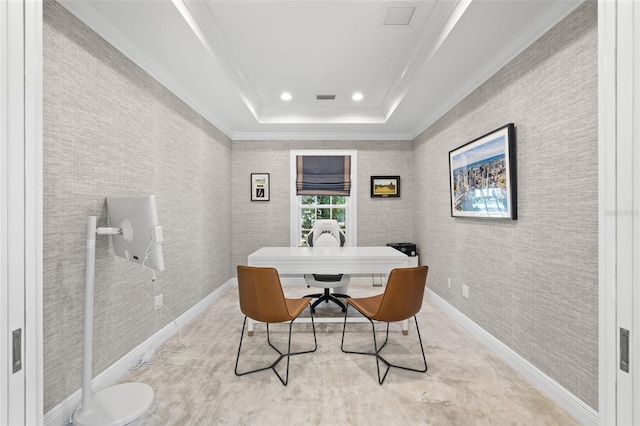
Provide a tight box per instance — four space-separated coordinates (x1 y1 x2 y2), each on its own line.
121 280 578 425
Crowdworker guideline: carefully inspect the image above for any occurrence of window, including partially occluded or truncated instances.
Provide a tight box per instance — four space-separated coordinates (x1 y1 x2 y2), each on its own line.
290 150 357 247
299 195 347 246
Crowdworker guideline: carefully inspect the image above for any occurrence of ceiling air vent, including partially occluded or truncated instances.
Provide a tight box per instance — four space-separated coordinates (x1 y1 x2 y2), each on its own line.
316 94 336 101
382 5 416 26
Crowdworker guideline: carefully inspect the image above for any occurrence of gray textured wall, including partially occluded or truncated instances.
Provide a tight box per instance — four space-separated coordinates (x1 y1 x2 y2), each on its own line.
413 1 598 409
43 1 232 412
231 140 415 270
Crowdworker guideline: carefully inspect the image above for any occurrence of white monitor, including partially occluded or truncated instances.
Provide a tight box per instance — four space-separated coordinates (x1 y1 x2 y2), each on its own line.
106 195 165 272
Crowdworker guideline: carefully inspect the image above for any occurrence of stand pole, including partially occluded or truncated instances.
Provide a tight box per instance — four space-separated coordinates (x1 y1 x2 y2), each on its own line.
81 216 97 412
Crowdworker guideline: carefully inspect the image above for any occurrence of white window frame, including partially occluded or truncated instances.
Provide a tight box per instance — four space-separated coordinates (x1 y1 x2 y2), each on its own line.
290 150 357 247
298 194 348 245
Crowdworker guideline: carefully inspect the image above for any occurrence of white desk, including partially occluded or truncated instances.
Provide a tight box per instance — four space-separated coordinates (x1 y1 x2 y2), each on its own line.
247 246 413 333
248 246 411 274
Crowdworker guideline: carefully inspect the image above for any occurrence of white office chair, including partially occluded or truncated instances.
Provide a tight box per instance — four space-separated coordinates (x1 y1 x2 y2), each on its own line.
304 219 350 313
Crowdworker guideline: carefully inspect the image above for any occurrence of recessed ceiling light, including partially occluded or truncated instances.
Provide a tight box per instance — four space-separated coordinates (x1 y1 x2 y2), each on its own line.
352 92 364 101
281 92 292 101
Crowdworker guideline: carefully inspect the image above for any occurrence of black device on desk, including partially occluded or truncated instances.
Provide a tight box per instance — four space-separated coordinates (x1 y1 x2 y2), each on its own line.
387 242 417 257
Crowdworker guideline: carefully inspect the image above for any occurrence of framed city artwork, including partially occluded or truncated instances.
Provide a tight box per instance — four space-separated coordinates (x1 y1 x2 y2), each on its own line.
448 124 517 219
251 173 270 201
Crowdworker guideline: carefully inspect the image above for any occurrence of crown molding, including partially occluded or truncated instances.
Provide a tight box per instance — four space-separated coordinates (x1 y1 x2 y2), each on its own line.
231 131 413 142
411 0 585 140
58 0 234 139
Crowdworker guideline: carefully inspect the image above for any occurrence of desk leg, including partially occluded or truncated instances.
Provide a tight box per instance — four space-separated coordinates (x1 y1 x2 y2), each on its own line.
402 319 409 335
248 318 254 337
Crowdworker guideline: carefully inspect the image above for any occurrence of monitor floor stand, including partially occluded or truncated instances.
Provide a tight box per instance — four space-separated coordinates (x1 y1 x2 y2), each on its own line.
74 216 154 426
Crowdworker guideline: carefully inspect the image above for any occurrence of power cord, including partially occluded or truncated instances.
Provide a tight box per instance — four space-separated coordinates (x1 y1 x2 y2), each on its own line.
142 225 163 281
129 303 187 371
141 236 156 272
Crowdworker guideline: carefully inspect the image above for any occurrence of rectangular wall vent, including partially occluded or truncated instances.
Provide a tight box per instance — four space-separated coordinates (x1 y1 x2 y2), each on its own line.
316 94 336 100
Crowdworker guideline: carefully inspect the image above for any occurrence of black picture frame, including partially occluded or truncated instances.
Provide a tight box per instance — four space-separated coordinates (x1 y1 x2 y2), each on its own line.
448 124 517 219
251 173 270 201
371 176 400 198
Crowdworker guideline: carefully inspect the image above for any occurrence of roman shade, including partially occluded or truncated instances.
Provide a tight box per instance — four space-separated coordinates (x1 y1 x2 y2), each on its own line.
296 155 351 196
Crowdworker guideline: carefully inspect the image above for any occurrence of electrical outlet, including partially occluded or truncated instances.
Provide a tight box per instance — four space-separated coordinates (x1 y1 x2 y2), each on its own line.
448 278 452 289
462 285 469 299
154 294 163 310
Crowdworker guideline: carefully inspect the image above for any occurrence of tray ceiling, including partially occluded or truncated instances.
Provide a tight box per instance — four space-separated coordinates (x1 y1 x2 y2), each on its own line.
59 0 584 140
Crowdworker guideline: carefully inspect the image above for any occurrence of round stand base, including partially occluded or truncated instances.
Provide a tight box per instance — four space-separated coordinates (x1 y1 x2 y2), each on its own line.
74 382 154 426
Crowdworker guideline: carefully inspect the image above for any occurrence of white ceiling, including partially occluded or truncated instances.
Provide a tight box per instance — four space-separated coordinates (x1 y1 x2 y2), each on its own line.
59 0 584 141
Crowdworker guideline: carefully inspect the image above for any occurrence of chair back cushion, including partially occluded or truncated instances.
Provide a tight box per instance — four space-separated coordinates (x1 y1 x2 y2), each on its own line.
237 265 292 323
374 266 429 322
313 233 340 247
307 219 346 247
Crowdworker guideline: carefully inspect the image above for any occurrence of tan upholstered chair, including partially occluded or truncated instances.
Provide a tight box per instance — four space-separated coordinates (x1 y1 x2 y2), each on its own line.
341 265 429 384
235 265 317 386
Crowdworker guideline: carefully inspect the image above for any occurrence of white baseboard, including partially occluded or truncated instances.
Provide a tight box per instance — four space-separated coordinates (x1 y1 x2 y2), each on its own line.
44 279 234 426
425 289 599 426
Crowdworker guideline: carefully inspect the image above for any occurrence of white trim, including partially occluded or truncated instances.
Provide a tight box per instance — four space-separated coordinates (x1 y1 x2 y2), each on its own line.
1 0 35 423
598 1 640 423
426 289 598 426
232 132 413 142
616 1 635 422
289 150 358 247
24 0 44 423
43 279 234 426
597 1 617 423
0 0 10 421
634 5 640 423
615 1 640 422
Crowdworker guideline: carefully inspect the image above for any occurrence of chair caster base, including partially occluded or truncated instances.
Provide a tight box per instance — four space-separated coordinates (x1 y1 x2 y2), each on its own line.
305 288 349 313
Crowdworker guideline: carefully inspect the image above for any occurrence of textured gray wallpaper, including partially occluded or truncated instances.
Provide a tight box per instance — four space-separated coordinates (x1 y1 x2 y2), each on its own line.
231 140 415 270
412 1 598 409
43 1 232 412
43 0 598 415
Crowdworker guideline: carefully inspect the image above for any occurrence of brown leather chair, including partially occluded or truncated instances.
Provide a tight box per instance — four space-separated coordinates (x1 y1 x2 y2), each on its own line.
341 265 429 384
235 265 317 386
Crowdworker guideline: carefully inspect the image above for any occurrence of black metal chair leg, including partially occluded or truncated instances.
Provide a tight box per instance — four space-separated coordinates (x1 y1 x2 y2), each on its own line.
235 308 317 386
236 317 273 376
341 310 428 384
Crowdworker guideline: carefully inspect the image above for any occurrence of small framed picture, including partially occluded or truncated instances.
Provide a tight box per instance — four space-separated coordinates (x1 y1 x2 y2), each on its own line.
371 176 400 198
251 173 270 201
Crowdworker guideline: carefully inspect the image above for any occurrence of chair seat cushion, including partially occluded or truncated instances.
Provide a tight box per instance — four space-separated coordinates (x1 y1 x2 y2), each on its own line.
347 294 383 318
286 297 313 318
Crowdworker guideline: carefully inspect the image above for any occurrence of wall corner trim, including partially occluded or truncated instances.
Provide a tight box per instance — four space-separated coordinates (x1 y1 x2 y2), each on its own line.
425 289 598 426
43 279 235 426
